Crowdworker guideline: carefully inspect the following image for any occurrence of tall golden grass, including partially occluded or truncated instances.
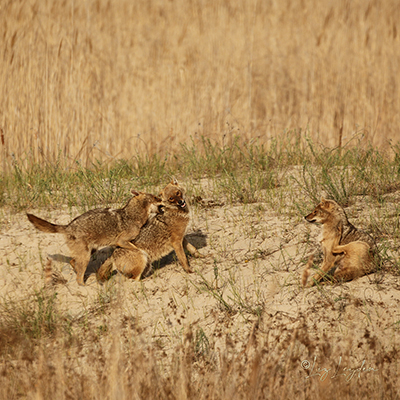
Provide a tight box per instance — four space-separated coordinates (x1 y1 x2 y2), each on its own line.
1 0 399 172
0 288 397 399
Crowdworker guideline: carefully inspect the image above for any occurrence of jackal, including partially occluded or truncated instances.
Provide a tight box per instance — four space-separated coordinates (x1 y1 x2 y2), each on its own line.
27 190 162 285
302 198 377 286
97 179 203 282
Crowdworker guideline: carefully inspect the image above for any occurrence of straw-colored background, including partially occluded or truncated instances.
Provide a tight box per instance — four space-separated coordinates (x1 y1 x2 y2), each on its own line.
1 0 399 171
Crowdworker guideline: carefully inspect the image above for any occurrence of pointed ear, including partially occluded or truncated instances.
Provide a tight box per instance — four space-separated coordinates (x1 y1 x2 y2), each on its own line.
321 197 326 203
131 189 140 196
171 177 179 185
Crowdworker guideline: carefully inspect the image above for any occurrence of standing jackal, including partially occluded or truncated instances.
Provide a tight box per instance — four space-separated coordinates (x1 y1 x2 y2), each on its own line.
97 179 203 282
302 198 377 287
27 190 162 286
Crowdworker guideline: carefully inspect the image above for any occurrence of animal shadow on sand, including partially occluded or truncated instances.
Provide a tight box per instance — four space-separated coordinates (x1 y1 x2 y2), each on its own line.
49 230 207 283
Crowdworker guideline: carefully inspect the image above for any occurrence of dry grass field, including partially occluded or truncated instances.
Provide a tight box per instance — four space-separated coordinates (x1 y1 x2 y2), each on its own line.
1 0 400 399
1 0 400 172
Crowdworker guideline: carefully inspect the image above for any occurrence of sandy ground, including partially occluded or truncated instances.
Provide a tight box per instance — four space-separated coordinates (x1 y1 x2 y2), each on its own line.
1 186 400 382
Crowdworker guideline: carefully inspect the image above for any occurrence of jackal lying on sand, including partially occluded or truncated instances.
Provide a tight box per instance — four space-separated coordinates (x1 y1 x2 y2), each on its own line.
302 198 377 286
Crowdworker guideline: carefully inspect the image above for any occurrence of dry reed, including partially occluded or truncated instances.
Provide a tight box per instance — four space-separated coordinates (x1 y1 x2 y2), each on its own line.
1 0 399 172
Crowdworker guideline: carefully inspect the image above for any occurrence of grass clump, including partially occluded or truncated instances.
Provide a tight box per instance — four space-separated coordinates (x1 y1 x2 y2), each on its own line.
0 289 67 343
2 136 400 214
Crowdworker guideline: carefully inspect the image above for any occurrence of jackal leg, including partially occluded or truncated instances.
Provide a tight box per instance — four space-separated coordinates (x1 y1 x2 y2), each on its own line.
172 237 194 273
183 237 204 258
68 242 91 286
308 252 340 286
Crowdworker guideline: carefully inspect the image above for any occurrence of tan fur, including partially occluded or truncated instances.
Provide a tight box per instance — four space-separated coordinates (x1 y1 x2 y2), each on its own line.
44 258 54 287
303 198 377 286
97 179 203 282
27 190 162 285
44 258 67 287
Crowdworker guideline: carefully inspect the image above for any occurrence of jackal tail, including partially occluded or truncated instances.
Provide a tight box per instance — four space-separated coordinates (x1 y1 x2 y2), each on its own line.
27 213 66 234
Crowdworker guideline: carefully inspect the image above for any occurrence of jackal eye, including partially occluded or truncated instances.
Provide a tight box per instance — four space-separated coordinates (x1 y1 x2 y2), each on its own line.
169 196 174 201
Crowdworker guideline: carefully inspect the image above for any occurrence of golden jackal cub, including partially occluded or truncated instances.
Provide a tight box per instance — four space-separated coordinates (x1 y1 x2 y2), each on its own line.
27 190 162 286
302 198 377 287
97 179 203 282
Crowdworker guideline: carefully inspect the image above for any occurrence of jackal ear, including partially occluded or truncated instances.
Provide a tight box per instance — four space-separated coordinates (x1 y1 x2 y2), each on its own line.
171 177 179 185
131 189 140 196
321 197 327 203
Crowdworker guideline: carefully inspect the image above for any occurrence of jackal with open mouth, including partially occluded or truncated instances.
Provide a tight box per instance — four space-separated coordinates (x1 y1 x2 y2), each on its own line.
97 179 203 282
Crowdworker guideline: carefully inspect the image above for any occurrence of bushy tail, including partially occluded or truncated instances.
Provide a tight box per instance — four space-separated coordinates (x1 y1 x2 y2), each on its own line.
27 213 66 234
